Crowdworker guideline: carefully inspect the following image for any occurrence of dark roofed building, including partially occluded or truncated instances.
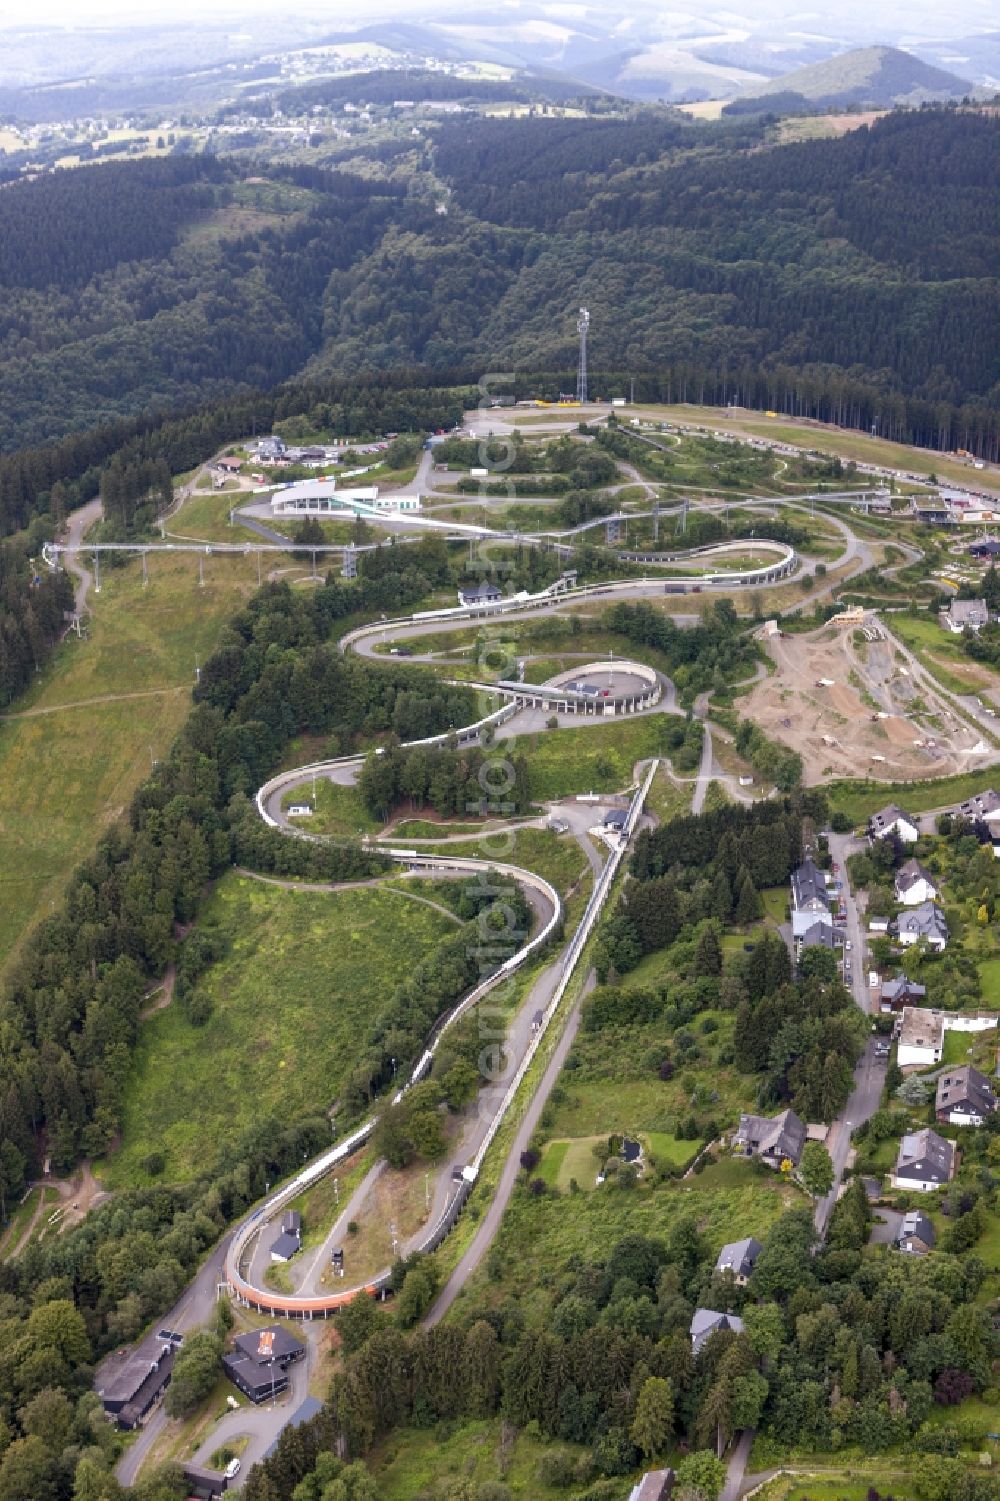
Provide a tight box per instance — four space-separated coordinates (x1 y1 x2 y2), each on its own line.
733 1108 806 1168
880 976 927 1012
270 1231 300 1263
936 1064 997 1127
223 1326 306 1405
799 920 835 951
96 1344 175 1428
458 580 503 607
791 858 829 912
970 539 1000 559
868 803 919 843
895 1211 936 1255
892 1128 956 1192
181 1462 228 1499
715 1236 763 1285
282 1210 301 1235
690 1308 744 1355
958 788 1000 823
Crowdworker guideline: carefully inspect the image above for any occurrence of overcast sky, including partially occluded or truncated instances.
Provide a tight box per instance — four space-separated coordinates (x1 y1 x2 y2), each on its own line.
1 0 997 37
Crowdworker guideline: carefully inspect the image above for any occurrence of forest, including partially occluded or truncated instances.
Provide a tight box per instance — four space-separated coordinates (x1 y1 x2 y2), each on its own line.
240 1187 1000 1501
0 521 74 704
0 108 998 459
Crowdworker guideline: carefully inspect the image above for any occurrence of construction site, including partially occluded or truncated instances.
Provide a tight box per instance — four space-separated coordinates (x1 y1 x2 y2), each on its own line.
745 614 993 784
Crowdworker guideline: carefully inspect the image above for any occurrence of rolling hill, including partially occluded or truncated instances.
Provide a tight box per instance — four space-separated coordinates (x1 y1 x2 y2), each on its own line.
732 44 973 109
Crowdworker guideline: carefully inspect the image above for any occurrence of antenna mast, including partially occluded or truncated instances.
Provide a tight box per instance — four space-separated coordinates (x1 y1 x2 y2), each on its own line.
576 307 590 405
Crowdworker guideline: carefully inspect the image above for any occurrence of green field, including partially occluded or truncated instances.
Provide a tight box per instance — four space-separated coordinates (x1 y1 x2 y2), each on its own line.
98 874 455 1187
507 716 669 800
886 612 997 695
455 1159 799 1316
827 769 1000 825
372 1418 597 1500
645 403 1000 496
285 777 377 838
0 551 258 972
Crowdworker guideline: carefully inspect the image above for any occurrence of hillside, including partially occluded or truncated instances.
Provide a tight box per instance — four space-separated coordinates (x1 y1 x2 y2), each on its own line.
733 44 972 109
0 109 998 458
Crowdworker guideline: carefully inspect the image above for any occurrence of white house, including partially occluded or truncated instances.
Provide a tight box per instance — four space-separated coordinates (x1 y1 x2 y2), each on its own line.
936 1065 998 1127
943 598 989 634
896 1007 944 1069
896 901 949 951
891 1128 956 1192
894 859 939 907
868 804 920 844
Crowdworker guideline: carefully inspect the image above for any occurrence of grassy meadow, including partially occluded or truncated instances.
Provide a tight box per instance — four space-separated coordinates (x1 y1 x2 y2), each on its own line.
97 875 455 1188
0 550 258 971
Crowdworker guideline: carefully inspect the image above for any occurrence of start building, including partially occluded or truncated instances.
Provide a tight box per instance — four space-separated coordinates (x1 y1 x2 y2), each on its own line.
223 1326 306 1404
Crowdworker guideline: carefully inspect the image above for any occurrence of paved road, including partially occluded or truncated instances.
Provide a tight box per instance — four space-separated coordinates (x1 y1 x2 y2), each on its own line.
814 832 884 1238
427 967 597 1327
188 1333 317 1490
113 1240 231 1487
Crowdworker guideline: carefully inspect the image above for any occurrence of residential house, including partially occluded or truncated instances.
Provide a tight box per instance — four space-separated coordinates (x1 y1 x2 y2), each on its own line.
892 1128 956 1192
791 858 830 914
936 1064 997 1127
880 976 927 1013
868 804 920 844
897 901 949 951
799 920 835 952
969 540 1000 560
621 1137 643 1165
603 808 629 833
714 1237 763 1285
897 1007 944 1068
958 789 1000 826
256 436 287 461
690 1309 744 1355
214 456 242 474
223 1327 305 1404
894 859 939 907
732 1108 806 1168
944 598 989 634
895 1210 937 1255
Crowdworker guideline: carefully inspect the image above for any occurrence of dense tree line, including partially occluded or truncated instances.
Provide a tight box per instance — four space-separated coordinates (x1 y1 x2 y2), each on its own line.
0 523 73 703
0 156 227 292
0 375 469 541
358 742 532 821
240 1202 1000 1501
602 598 760 703
1 110 999 459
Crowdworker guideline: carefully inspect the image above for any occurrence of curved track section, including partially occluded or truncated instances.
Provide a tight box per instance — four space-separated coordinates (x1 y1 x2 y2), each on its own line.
224 851 562 1316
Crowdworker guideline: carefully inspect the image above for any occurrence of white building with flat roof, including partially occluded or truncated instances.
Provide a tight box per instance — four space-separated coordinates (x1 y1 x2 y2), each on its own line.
271 480 421 516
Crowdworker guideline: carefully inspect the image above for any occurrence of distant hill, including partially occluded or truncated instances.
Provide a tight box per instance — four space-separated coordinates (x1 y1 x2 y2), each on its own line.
731 45 972 110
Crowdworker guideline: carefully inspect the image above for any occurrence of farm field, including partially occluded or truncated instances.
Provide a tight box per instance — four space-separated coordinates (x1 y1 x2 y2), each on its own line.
0 551 258 972
97 875 455 1188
